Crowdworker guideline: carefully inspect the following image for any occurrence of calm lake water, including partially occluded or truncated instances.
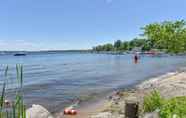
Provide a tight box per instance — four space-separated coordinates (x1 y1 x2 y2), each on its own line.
0 52 186 113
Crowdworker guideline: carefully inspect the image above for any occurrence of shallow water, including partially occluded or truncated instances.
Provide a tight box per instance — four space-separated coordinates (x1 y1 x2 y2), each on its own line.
0 52 186 113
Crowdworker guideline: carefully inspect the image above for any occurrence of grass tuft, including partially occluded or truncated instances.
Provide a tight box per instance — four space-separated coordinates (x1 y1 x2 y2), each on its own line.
143 90 164 112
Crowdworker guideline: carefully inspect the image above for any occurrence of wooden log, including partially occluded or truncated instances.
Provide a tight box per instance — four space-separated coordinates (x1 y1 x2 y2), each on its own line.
125 101 139 118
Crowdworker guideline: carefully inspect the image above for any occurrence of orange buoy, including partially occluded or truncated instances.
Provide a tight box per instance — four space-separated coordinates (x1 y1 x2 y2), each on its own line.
64 109 78 115
64 109 71 115
70 109 77 115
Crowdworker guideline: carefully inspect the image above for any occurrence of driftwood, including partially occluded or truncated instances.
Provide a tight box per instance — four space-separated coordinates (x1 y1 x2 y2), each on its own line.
125 100 139 118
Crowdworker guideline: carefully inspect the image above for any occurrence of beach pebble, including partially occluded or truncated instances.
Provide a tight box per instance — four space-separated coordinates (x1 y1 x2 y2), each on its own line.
26 104 54 118
4 99 12 108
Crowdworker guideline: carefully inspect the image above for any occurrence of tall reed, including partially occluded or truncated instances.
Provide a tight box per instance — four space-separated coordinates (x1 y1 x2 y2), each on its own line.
0 65 26 118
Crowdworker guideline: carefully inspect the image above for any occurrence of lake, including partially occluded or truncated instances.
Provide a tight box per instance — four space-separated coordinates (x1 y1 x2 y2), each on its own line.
0 52 186 113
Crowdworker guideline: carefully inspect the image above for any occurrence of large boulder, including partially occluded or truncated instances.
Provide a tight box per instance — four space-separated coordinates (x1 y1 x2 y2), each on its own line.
26 104 54 118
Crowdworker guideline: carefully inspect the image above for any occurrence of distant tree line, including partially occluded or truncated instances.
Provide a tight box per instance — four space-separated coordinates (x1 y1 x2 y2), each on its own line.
92 38 147 52
93 20 186 54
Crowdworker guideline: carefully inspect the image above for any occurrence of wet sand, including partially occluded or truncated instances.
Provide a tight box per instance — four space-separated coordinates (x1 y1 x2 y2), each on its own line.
55 99 108 118
55 69 186 118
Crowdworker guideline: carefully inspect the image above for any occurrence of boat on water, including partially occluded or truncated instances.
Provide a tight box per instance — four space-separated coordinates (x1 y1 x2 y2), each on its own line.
14 53 26 56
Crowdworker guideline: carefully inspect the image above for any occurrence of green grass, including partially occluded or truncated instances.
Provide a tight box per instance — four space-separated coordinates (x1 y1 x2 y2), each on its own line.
0 65 26 118
143 90 186 118
143 90 164 112
160 96 186 118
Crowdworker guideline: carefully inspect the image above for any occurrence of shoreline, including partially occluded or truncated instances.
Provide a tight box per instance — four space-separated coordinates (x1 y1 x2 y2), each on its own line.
55 68 186 118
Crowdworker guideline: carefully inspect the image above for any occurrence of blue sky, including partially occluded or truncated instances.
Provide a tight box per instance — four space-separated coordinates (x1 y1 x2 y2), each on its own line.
0 0 186 51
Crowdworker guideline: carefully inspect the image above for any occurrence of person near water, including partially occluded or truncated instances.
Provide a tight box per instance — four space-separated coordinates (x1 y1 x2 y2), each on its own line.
134 53 139 64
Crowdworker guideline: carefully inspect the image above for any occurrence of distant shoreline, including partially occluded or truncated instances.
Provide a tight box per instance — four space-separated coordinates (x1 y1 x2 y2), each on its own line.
1 50 185 56
0 49 92 53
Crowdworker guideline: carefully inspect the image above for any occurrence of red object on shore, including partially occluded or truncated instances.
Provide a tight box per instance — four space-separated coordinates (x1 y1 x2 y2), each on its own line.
71 110 77 115
64 109 71 115
64 109 77 115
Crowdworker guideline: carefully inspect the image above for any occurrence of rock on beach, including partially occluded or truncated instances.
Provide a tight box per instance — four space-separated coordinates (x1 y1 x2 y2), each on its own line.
26 104 54 118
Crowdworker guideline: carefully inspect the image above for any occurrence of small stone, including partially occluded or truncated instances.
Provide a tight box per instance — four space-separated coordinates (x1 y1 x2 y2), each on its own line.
4 99 11 108
26 104 54 118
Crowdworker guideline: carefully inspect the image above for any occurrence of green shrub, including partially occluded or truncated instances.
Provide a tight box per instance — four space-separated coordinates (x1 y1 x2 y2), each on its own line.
160 96 186 118
143 90 164 112
143 90 186 118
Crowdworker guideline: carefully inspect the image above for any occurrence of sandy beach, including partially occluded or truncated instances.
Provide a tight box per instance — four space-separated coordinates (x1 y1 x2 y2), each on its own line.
56 69 186 118
56 99 107 118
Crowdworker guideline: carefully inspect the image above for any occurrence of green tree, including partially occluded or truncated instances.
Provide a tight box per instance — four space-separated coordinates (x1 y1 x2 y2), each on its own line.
142 20 186 53
114 40 122 50
93 20 186 54
120 41 129 51
141 40 151 51
93 45 104 51
128 38 146 49
103 43 114 51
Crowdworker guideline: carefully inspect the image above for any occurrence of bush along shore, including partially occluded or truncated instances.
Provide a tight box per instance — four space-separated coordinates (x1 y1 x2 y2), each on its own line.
89 69 186 118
